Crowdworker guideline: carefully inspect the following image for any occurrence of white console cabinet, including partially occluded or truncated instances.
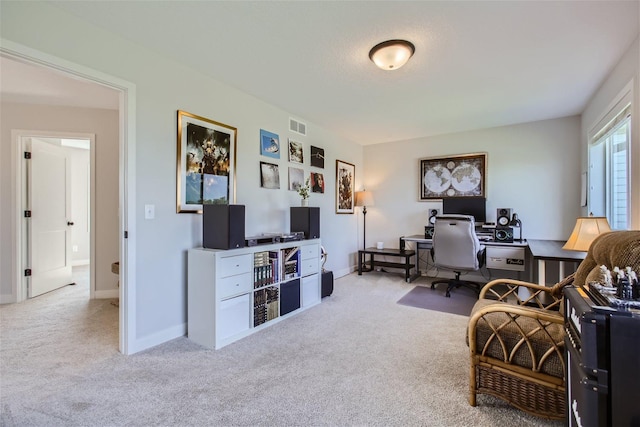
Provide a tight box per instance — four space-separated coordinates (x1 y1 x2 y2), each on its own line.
188 239 321 349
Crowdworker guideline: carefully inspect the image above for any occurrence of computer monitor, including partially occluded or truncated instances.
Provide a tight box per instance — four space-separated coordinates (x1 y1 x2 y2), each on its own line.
442 197 486 224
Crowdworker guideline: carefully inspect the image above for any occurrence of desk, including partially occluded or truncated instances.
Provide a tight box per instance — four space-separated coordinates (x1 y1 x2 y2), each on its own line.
358 248 416 282
402 234 528 278
527 239 585 285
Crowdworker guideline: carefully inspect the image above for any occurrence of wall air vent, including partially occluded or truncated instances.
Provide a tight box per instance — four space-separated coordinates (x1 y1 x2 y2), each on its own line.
289 118 307 136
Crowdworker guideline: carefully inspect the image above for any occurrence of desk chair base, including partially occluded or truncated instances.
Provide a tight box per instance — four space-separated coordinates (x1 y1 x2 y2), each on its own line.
431 272 482 298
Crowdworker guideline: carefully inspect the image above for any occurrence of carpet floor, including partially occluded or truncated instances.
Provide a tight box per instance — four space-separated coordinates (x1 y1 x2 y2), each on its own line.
0 270 562 426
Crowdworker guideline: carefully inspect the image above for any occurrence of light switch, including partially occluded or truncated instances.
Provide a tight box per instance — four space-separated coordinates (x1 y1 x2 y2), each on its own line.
145 204 155 220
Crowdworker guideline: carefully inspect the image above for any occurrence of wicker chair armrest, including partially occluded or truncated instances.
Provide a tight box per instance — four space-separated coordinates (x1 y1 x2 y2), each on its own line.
468 303 565 375
479 279 562 310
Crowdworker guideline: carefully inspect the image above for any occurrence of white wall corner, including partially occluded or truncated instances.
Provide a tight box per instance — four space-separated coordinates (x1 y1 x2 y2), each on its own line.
0 293 17 305
129 323 187 354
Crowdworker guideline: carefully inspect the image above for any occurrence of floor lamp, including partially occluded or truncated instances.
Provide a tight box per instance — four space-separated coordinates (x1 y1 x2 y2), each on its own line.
355 190 375 250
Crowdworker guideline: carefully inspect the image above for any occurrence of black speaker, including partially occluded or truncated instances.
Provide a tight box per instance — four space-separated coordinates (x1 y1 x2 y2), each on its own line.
496 208 513 227
321 270 334 298
494 227 514 243
428 209 440 226
290 207 320 239
203 204 245 249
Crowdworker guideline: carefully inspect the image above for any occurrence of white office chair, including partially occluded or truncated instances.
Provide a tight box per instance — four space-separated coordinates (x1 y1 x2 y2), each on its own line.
430 214 486 297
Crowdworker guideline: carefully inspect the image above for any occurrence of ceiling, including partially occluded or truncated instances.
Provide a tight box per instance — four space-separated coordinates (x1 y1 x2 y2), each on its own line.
3 1 639 145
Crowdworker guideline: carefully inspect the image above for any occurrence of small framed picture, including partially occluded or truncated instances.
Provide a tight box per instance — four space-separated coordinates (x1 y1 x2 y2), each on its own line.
311 146 324 168
260 161 280 189
260 129 280 159
336 160 355 214
288 167 304 191
311 172 325 194
288 139 303 164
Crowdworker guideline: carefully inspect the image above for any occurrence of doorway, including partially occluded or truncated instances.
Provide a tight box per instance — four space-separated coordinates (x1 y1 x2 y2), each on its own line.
2 42 137 354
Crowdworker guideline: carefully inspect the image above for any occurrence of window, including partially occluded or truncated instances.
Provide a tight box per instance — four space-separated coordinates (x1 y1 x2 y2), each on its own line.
589 103 631 230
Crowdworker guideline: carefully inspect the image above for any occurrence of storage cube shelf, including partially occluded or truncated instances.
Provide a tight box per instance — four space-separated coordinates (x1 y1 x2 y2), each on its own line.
188 239 321 349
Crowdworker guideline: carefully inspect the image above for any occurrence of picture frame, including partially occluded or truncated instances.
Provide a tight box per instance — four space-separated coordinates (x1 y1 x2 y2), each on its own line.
176 110 236 213
260 161 280 189
419 152 486 200
336 160 355 214
311 172 325 194
288 138 303 164
310 146 325 168
288 167 304 191
260 129 280 158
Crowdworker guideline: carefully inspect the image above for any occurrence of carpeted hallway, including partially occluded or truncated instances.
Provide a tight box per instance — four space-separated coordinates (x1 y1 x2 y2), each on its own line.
0 269 562 426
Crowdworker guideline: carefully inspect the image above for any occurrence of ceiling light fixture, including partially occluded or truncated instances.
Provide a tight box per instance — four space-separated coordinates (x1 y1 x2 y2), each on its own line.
369 39 415 71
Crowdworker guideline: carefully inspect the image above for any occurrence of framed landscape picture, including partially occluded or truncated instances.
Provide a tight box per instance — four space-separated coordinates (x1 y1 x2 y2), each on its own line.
419 152 486 200
176 110 236 213
336 160 355 214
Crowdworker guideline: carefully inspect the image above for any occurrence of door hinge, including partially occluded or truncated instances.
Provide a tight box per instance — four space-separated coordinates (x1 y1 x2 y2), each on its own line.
24 269 32 277
24 151 31 159
124 231 128 239
24 210 31 217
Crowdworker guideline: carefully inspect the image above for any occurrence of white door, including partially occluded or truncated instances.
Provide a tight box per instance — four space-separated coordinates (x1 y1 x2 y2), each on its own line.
27 138 73 297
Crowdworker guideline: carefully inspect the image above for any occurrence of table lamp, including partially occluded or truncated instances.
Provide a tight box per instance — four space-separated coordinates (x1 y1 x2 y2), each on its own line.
355 190 374 250
563 216 611 251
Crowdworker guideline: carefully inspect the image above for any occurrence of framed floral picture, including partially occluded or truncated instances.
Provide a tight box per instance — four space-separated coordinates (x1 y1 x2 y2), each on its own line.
176 110 236 213
419 152 486 200
336 160 355 214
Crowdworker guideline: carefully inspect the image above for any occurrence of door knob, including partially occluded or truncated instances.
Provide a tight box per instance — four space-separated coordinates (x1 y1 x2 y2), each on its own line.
67 221 75 226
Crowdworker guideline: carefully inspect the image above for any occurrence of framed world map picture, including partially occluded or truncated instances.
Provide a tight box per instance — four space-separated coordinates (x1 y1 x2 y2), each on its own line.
419 153 486 200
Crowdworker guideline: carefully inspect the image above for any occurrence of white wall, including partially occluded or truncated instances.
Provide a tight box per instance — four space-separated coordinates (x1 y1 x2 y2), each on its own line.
1 2 362 349
581 36 639 229
362 116 582 249
0 103 119 300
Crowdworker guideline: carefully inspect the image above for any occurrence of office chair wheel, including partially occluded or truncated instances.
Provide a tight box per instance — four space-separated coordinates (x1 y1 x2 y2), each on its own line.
445 290 451 298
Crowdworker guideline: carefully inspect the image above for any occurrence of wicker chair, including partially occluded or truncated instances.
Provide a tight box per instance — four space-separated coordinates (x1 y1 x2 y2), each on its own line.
467 274 574 419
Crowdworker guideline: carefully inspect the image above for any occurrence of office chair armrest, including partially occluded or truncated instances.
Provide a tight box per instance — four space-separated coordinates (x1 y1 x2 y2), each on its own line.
479 279 563 311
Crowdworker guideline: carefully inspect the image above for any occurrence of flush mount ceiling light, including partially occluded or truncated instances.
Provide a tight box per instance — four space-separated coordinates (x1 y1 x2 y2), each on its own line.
369 39 415 70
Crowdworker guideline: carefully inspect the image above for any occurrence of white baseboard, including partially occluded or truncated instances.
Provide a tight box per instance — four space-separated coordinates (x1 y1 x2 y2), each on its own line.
72 259 90 266
335 266 355 279
129 323 187 354
94 289 119 299
0 293 16 304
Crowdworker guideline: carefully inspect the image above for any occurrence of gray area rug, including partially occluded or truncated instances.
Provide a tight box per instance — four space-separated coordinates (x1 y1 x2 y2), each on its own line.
1 269 561 426
397 283 478 316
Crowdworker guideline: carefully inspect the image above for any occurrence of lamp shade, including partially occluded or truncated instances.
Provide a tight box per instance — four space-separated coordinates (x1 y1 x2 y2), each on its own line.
562 216 611 251
355 191 374 207
369 40 415 70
